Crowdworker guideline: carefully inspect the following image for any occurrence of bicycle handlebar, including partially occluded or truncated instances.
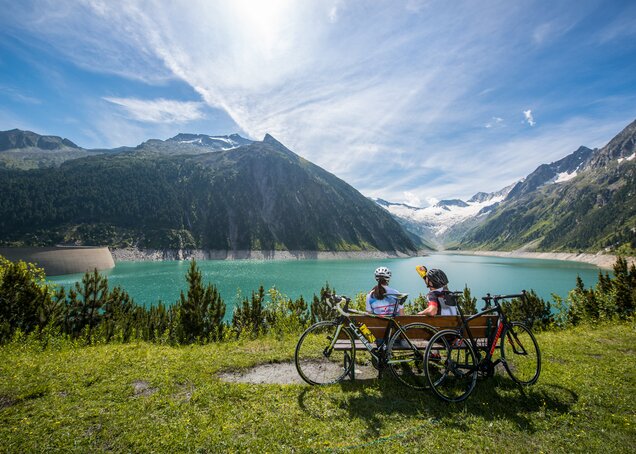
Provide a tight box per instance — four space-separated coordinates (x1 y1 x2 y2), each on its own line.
324 293 350 315
481 290 526 310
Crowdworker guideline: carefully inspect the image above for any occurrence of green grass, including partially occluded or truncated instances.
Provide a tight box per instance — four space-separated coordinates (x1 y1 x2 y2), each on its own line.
1 323 635 453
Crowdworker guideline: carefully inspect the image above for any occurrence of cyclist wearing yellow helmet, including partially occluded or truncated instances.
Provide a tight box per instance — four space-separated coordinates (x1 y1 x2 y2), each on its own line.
415 265 457 316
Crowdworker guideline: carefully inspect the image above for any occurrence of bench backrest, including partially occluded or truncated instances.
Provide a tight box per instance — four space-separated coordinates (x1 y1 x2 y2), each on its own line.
338 314 499 340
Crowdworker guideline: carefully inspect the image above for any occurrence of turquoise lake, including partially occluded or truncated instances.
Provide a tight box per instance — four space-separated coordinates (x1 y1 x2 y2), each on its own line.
48 254 603 312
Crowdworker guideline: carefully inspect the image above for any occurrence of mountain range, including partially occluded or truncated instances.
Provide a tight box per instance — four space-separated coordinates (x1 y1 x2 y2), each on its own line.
2 119 634 256
377 119 636 253
0 130 416 254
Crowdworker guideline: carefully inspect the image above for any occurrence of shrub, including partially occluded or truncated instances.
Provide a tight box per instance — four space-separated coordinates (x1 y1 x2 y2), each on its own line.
557 257 636 326
232 285 267 338
0 256 52 341
310 283 338 323
501 289 552 329
264 288 310 338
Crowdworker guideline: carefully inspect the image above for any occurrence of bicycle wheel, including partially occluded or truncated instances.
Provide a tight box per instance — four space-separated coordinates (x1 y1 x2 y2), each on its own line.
501 322 541 385
424 329 478 402
386 323 437 390
295 320 355 385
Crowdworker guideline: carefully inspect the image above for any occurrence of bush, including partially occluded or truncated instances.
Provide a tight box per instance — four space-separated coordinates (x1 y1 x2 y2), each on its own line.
232 285 267 338
501 289 552 329
310 283 338 323
264 288 310 338
0 256 52 341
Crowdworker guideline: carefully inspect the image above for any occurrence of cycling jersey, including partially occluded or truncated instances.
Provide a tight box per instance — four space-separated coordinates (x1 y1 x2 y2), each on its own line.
366 285 403 316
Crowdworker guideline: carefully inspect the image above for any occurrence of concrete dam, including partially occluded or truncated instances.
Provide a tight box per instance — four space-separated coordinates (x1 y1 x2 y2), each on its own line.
0 246 115 276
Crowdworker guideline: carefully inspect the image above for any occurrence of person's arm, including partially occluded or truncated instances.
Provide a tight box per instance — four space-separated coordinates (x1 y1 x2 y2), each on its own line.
418 300 438 316
365 293 373 313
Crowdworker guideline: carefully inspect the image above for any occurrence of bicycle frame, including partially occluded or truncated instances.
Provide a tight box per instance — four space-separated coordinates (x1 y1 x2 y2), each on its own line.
325 295 421 367
452 291 528 371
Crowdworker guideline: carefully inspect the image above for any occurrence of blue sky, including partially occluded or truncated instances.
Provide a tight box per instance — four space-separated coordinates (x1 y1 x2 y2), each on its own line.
1 1 635 205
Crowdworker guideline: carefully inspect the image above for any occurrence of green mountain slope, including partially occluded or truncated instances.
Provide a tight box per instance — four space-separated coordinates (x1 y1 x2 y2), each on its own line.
460 119 636 253
0 133 416 253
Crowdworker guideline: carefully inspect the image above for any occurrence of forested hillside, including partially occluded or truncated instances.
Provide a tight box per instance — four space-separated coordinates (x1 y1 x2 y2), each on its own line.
0 133 416 253
460 119 636 253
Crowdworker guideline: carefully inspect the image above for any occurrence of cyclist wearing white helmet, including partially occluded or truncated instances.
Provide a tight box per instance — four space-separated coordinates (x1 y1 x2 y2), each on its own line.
366 266 405 317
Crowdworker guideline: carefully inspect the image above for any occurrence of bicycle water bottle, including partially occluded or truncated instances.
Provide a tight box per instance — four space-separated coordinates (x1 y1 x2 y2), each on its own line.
359 323 376 343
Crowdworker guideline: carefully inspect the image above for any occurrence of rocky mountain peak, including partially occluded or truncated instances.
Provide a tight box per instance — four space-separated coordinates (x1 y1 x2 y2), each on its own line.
435 199 468 208
586 118 636 169
0 129 80 152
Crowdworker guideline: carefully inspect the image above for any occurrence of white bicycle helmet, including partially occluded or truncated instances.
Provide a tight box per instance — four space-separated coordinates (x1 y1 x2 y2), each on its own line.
374 266 392 281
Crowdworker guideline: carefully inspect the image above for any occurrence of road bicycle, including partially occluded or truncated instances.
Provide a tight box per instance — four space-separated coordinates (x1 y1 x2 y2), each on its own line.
423 290 541 402
294 294 437 389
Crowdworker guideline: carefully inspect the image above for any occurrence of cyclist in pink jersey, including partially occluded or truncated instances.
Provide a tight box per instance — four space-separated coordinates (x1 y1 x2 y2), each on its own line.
366 267 405 316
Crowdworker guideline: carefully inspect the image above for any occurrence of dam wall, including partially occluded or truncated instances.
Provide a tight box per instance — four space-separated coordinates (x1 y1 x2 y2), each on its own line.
0 246 115 276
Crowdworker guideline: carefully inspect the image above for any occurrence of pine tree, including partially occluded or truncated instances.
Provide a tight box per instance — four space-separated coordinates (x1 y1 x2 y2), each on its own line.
459 285 477 314
612 256 634 318
232 285 266 338
177 260 226 343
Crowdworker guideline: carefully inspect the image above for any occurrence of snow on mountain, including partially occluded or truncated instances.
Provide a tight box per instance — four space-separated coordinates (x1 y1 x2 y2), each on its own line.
168 133 253 151
375 187 512 237
618 152 636 163
554 170 578 183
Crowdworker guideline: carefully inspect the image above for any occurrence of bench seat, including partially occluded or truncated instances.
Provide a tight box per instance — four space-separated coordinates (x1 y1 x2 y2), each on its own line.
333 314 498 350
330 314 499 380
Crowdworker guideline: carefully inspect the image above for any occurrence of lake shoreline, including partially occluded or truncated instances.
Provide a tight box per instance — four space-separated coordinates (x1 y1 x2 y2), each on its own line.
110 247 421 262
108 247 636 269
448 250 635 269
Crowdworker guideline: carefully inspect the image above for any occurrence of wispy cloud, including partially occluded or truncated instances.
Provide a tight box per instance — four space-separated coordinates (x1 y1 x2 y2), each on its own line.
0 85 41 104
1 0 635 203
103 97 205 123
531 19 575 46
485 117 504 128
595 3 636 43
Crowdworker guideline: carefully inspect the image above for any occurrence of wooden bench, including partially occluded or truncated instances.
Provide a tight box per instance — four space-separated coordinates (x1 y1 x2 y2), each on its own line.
334 314 499 379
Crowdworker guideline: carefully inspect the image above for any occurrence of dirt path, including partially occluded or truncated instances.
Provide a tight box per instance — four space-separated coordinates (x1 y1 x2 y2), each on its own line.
218 361 380 385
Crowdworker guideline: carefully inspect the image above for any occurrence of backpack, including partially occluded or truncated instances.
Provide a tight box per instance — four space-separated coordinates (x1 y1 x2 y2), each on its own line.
430 290 458 316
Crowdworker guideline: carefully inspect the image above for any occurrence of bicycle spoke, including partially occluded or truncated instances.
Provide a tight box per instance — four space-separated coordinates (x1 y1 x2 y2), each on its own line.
501 322 541 385
425 330 478 402
386 323 436 390
295 321 355 385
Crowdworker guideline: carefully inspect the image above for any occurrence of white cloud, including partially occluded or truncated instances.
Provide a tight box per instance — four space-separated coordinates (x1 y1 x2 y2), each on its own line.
328 0 342 23
523 109 536 126
425 197 439 207
103 97 206 123
485 116 504 128
401 191 421 207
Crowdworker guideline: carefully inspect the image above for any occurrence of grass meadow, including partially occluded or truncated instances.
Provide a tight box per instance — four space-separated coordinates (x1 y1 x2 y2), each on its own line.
1 322 634 453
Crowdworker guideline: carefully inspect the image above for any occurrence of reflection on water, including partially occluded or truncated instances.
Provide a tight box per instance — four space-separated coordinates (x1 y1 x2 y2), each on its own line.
49 253 602 310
